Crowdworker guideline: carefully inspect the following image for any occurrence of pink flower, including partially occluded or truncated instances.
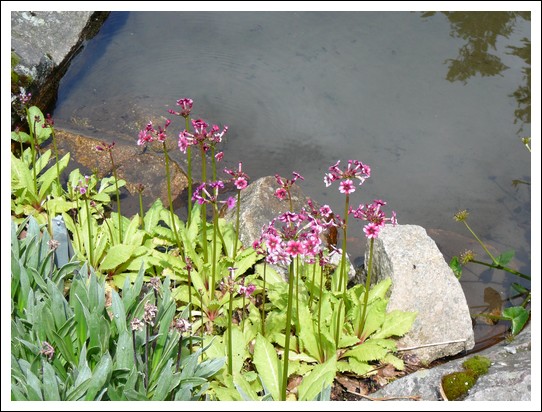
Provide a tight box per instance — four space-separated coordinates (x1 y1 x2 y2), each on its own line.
339 179 355 194
215 151 224 162
324 159 371 191
275 188 288 200
234 177 248 190
363 223 380 239
285 240 304 256
239 283 256 297
226 196 236 209
177 98 193 117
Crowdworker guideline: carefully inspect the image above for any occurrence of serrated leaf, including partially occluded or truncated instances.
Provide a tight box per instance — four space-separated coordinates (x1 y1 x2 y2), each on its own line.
253 333 281 401
99 244 137 271
298 298 320 360
371 310 417 339
298 356 337 401
337 359 374 376
381 353 405 370
342 340 390 362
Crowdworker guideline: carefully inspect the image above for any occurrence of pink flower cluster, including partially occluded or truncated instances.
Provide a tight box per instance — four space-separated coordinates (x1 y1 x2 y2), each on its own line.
274 172 304 200
168 98 194 118
324 160 371 194
224 162 250 190
178 119 228 154
137 120 171 146
192 180 236 210
256 205 334 266
351 199 397 239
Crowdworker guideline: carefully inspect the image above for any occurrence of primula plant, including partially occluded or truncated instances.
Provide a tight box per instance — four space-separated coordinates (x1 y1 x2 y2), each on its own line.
11 98 417 402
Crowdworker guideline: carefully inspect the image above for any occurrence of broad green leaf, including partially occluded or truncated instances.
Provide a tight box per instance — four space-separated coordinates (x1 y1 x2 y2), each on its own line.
359 299 387 339
110 290 127 333
253 333 281 401
495 250 515 266
371 310 417 339
11 130 31 143
99 244 137 271
65 379 91 401
234 373 258 401
144 199 165 232
298 298 320 360
27 106 52 144
449 256 462 279
298 356 337 401
84 352 112 400
33 149 52 175
368 277 392 302
502 306 530 335
382 353 405 370
42 361 60 401
342 340 390 363
337 359 374 376
152 359 175 400
11 153 34 194
23 369 43 400
37 153 70 199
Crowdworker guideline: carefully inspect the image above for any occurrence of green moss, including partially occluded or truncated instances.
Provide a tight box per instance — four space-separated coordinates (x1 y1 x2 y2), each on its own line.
462 355 491 378
441 355 492 400
441 370 477 401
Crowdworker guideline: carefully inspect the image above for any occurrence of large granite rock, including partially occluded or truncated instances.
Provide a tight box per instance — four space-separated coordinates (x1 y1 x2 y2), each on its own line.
363 323 531 402
365 224 475 364
11 11 110 125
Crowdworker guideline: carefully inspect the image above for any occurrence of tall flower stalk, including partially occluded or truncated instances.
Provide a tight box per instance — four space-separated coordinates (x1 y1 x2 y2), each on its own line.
168 98 194 224
224 162 250 260
138 120 182 251
351 199 397 336
43 114 62 196
95 141 123 242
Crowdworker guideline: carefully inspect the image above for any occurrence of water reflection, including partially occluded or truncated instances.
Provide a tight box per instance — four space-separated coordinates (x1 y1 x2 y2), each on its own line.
421 11 531 132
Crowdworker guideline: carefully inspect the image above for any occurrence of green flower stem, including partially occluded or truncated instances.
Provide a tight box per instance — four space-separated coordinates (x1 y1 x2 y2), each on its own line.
50 127 62 195
175 333 183 373
233 190 241 260
185 117 193 226
163 142 182 251
29 116 38 195
108 150 122 243
317 264 325 362
308 262 317 310
227 291 234 375
211 204 219 297
261 262 267 337
461 221 497 264
281 259 296 401
211 146 217 181
187 269 193 352
73 196 83 252
132 330 138 368
144 323 150 389
295 256 300 335
359 238 374 337
241 294 246 333
471 259 531 280
339 194 350 292
138 190 144 229
200 144 208 264
83 197 93 266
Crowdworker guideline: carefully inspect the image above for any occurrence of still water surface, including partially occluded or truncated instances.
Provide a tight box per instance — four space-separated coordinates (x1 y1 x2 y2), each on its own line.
52 11 531 344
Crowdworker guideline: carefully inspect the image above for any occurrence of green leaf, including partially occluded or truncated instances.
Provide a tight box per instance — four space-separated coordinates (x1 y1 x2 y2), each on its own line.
27 106 52 144
65 379 92 401
11 130 31 143
11 153 34 194
371 310 417 339
502 306 530 335
337 359 374 376
84 352 113 400
511 282 529 295
42 361 60 401
450 256 462 279
37 153 70 200
253 333 281 401
342 340 390 363
359 299 388 339
495 250 515 266
382 353 405 371
234 373 258 401
298 298 320 361
152 359 175 400
99 244 137 271
368 277 392 302
298 356 337 401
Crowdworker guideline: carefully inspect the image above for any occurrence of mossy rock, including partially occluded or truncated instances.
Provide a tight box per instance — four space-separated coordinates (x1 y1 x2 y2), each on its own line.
462 355 491 378
441 370 477 401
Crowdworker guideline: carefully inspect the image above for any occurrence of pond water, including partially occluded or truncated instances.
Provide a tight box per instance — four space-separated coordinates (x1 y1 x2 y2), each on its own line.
51 11 531 347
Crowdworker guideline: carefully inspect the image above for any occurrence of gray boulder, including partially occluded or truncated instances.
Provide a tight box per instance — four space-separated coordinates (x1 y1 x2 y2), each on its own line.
365 224 475 364
11 11 109 124
363 323 531 401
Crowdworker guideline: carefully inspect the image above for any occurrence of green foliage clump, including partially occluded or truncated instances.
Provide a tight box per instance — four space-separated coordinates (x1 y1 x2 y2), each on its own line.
462 355 491 378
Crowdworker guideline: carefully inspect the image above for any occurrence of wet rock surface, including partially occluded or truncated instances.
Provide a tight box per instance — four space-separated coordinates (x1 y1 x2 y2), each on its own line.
363 323 531 401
